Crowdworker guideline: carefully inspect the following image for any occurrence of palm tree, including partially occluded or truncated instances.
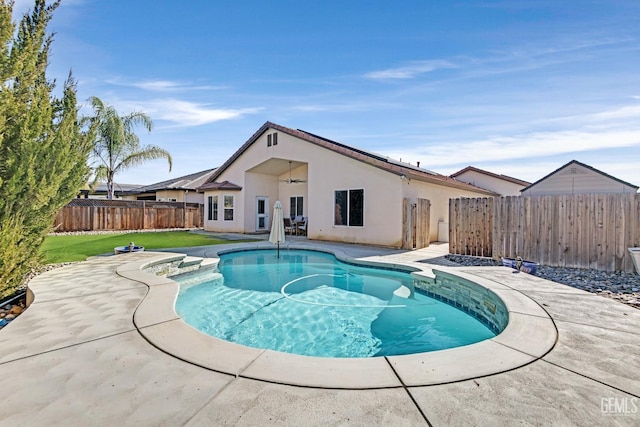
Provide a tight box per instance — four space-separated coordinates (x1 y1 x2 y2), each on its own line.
87 96 172 199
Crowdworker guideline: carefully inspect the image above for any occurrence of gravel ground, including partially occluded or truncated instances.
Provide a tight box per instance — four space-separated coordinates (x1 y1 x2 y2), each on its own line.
48 228 202 236
445 254 640 309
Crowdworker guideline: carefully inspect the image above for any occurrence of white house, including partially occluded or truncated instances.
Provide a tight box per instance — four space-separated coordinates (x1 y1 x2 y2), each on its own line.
521 160 638 196
198 122 496 248
450 166 530 196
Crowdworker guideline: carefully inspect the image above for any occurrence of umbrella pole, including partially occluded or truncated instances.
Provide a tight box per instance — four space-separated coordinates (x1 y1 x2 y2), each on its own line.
277 242 280 258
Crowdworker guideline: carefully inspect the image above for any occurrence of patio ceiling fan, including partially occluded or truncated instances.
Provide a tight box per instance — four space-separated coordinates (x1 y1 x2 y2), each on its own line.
281 161 307 184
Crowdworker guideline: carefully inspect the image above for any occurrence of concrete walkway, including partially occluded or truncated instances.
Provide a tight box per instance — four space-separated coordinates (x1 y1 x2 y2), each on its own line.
0 241 639 426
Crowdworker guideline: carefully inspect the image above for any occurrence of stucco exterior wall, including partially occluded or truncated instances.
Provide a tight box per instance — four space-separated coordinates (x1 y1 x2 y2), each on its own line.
454 170 525 196
306 152 404 247
185 191 205 204
203 191 244 233
243 172 279 232
155 190 205 203
401 179 491 242
203 127 494 247
522 163 637 195
203 129 406 245
156 190 179 202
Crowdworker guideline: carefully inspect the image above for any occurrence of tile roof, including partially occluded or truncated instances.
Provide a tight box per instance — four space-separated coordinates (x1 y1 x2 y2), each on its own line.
202 122 498 196
450 166 531 186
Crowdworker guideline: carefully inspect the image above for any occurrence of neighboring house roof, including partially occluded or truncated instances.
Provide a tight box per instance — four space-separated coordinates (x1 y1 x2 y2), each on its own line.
198 180 243 191
521 160 639 193
200 122 498 196
83 182 142 194
129 168 217 194
450 166 531 187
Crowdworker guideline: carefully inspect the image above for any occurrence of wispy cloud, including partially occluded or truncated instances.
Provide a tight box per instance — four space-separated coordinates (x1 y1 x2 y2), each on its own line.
364 60 457 80
583 105 640 124
128 99 263 127
364 36 635 87
379 104 640 171
533 37 635 57
106 78 227 92
292 100 400 113
387 128 640 167
529 105 640 134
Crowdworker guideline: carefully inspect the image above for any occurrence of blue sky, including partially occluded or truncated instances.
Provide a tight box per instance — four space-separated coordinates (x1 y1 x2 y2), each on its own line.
12 0 640 186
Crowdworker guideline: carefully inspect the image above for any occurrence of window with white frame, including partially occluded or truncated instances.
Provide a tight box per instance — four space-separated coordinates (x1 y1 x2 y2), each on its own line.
289 196 303 219
223 195 234 221
334 189 364 226
207 196 219 221
267 132 278 147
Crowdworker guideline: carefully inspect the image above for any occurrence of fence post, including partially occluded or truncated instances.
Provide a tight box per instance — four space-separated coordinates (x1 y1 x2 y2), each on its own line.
401 198 413 250
183 201 187 228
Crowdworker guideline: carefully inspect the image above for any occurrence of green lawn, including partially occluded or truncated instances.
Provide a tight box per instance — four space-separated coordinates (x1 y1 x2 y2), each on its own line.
40 231 256 263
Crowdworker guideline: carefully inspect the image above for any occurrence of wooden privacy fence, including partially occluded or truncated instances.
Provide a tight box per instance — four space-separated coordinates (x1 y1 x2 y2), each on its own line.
449 197 494 257
54 199 204 232
402 198 431 250
449 194 640 273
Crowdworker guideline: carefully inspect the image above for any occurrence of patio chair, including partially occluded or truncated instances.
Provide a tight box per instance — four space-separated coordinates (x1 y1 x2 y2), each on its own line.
283 217 295 235
297 217 307 236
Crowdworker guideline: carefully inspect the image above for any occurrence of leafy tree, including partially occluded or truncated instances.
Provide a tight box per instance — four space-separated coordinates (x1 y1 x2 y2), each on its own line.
88 96 172 199
0 0 93 298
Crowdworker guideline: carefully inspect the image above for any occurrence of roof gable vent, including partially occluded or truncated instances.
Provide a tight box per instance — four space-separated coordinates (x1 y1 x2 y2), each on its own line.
561 166 585 176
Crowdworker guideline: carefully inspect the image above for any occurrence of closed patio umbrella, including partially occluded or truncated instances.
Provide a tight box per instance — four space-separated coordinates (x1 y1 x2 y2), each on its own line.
269 200 285 258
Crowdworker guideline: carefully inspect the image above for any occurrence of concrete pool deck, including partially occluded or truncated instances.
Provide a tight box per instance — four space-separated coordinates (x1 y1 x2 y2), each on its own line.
0 240 639 425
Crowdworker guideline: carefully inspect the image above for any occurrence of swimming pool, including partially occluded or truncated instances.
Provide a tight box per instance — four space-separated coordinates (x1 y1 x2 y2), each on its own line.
175 249 497 358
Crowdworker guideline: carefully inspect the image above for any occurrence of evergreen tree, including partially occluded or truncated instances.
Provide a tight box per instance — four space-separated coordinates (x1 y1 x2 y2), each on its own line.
88 96 172 200
0 0 92 298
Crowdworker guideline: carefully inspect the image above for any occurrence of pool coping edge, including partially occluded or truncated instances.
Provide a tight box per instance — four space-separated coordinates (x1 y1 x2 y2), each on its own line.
124 249 558 389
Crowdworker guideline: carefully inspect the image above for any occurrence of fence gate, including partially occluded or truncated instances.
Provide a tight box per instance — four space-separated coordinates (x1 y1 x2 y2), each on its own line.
402 198 431 250
448 197 494 258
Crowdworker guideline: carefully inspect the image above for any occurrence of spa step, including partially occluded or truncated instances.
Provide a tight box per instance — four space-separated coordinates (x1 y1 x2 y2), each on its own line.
199 258 219 270
179 256 203 268
176 256 205 274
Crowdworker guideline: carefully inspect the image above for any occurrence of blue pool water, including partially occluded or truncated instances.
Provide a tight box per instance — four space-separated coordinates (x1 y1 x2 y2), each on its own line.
174 249 496 358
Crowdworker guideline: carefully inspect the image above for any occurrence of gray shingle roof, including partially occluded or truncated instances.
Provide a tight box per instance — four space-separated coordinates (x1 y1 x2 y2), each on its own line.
129 168 217 194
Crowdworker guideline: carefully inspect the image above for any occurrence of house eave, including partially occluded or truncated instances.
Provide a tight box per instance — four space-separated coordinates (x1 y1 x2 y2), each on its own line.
204 121 499 196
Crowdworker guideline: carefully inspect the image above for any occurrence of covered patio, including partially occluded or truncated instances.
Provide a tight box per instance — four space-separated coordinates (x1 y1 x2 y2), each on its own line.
245 158 308 233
